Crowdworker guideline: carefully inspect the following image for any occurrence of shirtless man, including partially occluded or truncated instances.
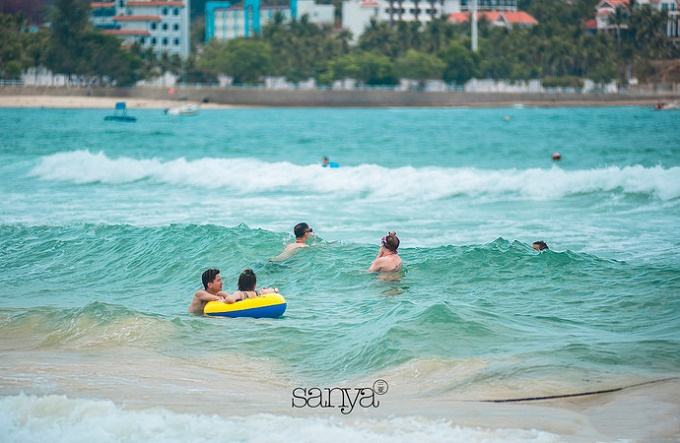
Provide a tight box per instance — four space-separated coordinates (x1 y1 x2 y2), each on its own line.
368 232 402 273
188 268 237 314
272 222 313 261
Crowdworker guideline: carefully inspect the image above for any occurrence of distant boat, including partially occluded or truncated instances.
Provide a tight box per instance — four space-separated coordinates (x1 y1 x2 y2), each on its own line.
104 102 137 122
164 104 199 116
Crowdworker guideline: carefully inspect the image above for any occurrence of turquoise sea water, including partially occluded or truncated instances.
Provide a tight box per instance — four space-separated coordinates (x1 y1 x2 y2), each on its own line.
1 106 679 442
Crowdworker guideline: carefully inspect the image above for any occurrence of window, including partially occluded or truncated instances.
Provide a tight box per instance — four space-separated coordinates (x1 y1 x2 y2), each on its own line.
119 0 124 7
151 22 157 30
151 37 157 44
173 23 179 31
162 37 168 45
174 8 180 15
174 38 180 45
140 37 145 44
162 7 168 15
162 23 168 30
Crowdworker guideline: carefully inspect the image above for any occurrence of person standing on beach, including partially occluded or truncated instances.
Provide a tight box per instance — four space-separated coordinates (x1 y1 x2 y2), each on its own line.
188 269 234 314
368 232 402 273
272 222 314 261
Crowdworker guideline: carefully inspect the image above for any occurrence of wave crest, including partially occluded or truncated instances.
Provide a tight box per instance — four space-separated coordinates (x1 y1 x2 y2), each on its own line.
30 150 680 200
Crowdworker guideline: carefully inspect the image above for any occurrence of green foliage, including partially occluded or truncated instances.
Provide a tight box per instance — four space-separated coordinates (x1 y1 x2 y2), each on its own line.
42 0 145 84
395 49 445 81
3 0 680 86
198 38 273 84
440 42 478 84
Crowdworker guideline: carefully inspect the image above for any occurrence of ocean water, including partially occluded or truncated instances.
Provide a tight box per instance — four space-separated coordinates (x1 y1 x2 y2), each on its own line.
1 106 679 442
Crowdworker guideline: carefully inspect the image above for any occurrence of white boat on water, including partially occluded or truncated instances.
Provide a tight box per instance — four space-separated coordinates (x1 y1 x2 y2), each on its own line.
164 104 199 116
654 101 679 111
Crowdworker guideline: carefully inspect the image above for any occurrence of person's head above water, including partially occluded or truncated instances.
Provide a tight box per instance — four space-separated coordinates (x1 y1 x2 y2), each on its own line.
294 222 313 240
381 232 400 253
532 241 549 251
202 268 222 291
238 269 257 291
322 156 329 166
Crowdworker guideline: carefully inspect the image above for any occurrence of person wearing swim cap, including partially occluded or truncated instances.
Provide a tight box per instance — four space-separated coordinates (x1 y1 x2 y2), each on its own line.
368 232 402 273
272 222 314 261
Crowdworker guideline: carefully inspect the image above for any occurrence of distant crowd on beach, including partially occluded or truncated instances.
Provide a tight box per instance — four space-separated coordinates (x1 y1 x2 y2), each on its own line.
188 221 549 314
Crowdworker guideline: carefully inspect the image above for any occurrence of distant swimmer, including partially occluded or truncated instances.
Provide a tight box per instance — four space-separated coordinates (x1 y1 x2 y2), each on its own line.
232 269 279 300
552 152 561 161
272 222 314 261
188 268 232 314
368 231 402 273
532 241 549 251
322 156 340 168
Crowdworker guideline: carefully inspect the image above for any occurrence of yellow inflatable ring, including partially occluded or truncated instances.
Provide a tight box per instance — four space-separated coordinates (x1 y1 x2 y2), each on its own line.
204 293 286 318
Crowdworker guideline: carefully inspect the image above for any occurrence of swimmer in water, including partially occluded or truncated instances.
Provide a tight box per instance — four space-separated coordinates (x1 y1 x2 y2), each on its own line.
368 231 402 273
532 240 549 251
188 269 232 314
231 269 279 300
272 222 314 261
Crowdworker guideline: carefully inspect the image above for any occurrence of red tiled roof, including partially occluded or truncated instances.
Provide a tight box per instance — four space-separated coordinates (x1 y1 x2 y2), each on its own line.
597 0 629 8
91 2 115 8
361 0 380 7
448 10 538 26
503 11 538 25
585 18 597 29
127 1 185 7
113 15 162 21
102 29 151 35
448 12 468 23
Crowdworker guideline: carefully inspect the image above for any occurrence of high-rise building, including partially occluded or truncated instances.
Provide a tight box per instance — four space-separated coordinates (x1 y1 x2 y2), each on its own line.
90 0 190 58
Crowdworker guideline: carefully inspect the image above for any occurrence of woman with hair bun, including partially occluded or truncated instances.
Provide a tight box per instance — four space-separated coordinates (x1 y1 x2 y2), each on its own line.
233 269 278 301
368 232 402 273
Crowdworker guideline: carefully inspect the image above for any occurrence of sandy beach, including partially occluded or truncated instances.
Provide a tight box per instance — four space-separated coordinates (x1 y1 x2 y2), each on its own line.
0 95 237 109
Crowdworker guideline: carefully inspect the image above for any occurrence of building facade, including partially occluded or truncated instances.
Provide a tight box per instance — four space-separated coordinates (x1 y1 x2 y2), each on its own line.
205 0 334 42
90 0 190 58
342 0 461 41
593 0 679 38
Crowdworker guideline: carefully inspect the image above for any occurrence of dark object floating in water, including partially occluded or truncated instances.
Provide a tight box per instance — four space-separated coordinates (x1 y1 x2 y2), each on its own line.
104 102 137 122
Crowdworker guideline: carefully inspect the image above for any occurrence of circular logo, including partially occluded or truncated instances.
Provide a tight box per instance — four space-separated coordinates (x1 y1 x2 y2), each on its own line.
373 379 389 395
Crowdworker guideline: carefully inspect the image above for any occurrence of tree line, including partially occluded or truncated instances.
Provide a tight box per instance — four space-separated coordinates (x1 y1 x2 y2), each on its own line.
1 0 678 87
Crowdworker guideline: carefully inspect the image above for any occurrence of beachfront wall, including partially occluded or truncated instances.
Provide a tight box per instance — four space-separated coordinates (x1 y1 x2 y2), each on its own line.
90 0 191 59
8 85 680 108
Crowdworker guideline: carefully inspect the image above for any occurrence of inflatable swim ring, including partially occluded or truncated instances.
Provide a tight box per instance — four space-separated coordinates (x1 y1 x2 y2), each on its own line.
204 293 286 318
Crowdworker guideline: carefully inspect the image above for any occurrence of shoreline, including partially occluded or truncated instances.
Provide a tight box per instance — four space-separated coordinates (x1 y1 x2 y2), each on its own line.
1 87 679 108
0 95 238 109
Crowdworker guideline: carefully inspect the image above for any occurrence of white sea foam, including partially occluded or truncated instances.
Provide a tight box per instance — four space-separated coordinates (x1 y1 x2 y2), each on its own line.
30 150 680 200
0 394 561 443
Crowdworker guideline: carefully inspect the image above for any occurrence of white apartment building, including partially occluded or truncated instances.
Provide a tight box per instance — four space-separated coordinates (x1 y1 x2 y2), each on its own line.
90 0 190 58
342 0 462 40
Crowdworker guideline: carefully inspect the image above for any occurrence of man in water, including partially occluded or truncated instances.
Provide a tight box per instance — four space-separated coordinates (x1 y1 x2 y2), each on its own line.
532 241 549 251
272 222 313 261
368 232 402 273
188 268 235 314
